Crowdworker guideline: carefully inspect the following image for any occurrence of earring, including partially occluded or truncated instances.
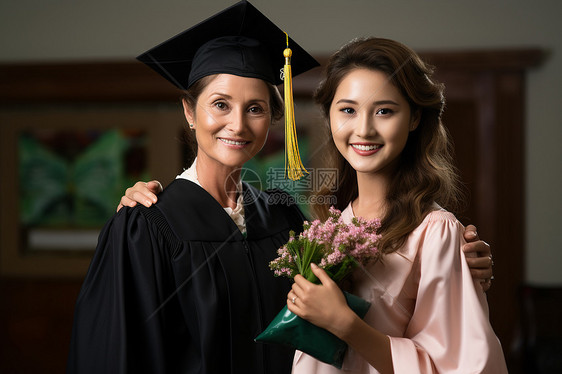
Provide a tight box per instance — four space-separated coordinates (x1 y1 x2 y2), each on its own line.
189 123 195 130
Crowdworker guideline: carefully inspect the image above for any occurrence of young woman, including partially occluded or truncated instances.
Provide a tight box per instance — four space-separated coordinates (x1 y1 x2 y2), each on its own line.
67 2 318 373
287 37 508 373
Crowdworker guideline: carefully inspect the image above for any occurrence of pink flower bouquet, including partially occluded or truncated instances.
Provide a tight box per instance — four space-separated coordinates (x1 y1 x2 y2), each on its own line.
255 207 381 368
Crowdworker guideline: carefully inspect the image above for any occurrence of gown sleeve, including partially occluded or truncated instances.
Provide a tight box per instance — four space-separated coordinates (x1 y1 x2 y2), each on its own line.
66 206 187 374
388 213 508 373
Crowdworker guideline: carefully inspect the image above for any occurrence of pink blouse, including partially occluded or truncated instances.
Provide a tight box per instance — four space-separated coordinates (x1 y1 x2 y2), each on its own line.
292 205 508 373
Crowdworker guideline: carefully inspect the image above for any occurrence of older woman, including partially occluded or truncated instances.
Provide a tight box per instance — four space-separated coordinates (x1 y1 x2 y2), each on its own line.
67 2 318 373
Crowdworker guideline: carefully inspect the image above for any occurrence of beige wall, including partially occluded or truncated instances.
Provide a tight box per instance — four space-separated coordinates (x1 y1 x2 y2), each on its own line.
1 0 561 284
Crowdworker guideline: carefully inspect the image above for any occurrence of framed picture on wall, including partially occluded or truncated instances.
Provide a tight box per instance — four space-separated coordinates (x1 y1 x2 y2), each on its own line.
19 127 148 253
0 105 185 277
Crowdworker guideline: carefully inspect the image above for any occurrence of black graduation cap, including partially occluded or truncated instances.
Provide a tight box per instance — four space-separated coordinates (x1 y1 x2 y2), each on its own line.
136 0 320 90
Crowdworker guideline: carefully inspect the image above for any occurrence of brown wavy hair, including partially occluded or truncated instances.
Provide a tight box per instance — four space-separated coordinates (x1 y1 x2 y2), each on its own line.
313 37 464 254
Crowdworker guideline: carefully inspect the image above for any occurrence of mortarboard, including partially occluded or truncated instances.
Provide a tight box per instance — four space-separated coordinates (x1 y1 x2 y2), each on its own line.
136 0 319 90
137 0 319 180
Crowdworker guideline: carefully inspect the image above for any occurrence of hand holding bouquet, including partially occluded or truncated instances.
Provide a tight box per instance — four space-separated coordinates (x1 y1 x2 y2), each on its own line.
255 207 381 368
270 206 381 283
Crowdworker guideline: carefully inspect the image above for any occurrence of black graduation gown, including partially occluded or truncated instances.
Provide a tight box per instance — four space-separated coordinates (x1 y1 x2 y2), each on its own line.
67 179 305 374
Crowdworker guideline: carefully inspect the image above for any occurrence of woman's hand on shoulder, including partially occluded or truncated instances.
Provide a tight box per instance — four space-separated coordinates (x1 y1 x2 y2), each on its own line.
116 180 163 212
287 264 355 338
462 224 494 292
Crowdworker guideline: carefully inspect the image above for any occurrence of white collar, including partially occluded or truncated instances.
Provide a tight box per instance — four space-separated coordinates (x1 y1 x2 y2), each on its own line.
177 158 247 235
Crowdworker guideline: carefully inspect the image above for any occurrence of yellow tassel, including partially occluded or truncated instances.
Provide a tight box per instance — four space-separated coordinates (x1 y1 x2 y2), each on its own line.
283 32 308 181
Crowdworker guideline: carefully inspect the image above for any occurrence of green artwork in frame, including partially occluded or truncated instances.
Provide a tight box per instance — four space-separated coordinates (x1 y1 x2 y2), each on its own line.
19 128 149 251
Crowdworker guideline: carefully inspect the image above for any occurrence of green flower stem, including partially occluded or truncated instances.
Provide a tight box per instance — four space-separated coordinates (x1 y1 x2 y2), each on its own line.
298 241 322 283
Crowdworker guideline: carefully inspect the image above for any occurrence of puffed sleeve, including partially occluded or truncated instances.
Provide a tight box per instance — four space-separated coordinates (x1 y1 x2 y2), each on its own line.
388 212 508 373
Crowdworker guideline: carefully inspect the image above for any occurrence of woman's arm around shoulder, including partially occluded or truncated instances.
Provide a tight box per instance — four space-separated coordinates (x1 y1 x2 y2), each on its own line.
116 180 163 212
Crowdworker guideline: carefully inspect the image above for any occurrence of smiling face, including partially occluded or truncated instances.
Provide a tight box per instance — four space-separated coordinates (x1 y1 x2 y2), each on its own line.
329 68 419 178
183 74 271 171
